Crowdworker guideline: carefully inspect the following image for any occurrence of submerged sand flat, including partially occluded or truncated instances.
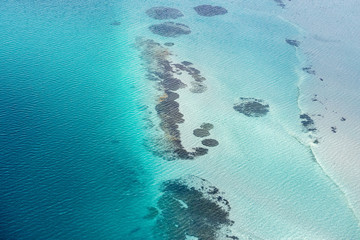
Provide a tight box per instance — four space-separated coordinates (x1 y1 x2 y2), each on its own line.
125 0 360 239
281 0 360 223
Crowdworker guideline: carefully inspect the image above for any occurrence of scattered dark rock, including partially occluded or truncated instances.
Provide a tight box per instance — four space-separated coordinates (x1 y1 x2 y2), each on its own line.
143 207 159 219
193 128 210 137
331 126 337 133
320 78 324 81
194 5 228 16
202 139 219 147
233 98 269 117
311 94 318 102
302 66 316 75
200 123 214 130
341 117 346 121
208 187 219 194
300 114 314 127
164 42 174 47
274 0 286 8
286 39 300 47
146 7 184 20
300 114 317 132
149 22 191 37
313 139 319 144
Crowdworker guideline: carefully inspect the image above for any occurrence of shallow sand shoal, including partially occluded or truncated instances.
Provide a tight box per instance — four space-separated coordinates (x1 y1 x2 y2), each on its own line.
282 0 360 221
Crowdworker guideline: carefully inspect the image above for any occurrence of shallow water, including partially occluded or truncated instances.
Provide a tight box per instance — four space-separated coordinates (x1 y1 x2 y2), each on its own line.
1 0 359 239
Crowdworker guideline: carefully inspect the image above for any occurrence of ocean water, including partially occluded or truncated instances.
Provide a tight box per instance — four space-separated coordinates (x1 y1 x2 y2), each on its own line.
0 1 156 239
1 0 359 240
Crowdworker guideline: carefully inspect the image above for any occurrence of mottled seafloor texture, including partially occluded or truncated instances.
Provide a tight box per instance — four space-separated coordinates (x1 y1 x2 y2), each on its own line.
1 0 360 240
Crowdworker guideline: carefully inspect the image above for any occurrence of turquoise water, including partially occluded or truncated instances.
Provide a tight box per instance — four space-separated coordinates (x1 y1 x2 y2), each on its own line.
0 1 156 239
1 0 359 239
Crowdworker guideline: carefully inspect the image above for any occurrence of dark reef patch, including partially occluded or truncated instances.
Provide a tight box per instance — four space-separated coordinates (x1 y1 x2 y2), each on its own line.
200 123 214 130
136 38 210 160
192 147 209 156
302 66 316 75
181 61 193 66
161 77 186 91
300 114 314 127
190 81 207 93
164 90 179 101
274 0 286 8
331 126 337 133
149 22 191 37
233 98 269 117
164 42 174 47
194 5 228 17
146 7 184 20
300 114 317 132
193 128 210 137
172 62 207 90
153 176 236 240
202 139 219 147
286 39 300 47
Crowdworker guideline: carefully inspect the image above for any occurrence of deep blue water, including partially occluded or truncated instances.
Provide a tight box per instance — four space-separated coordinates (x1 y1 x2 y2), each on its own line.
0 1 154 239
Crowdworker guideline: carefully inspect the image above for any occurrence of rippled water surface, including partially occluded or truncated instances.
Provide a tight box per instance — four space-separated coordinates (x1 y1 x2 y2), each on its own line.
1 0 359 239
